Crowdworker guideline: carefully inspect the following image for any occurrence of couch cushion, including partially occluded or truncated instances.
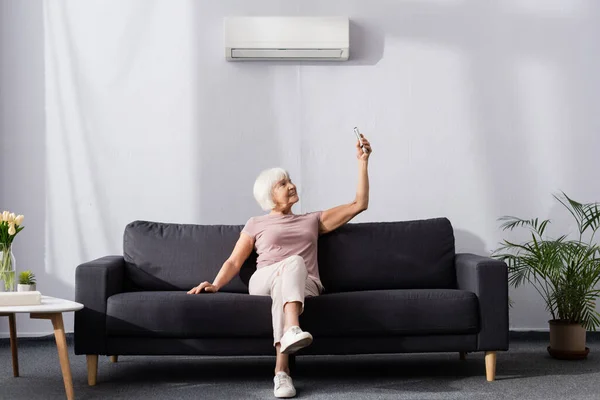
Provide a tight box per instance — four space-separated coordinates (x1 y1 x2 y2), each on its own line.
107 292 272 338
302 289 479 336
318 218 456 293
106 289 478 338
123 221 257 293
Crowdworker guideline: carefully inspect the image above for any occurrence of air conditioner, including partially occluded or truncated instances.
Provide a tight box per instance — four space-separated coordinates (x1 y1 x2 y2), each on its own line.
224 17 349 61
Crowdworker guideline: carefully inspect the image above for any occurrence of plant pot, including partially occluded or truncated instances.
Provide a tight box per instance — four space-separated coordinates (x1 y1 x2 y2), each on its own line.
17 284 36 292
547 319 589 360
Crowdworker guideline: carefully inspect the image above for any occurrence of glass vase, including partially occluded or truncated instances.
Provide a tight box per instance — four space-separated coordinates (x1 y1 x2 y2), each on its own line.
0 243 16 292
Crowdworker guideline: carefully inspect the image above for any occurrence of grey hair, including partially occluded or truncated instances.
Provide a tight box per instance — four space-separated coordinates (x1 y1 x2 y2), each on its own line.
253 167 290 211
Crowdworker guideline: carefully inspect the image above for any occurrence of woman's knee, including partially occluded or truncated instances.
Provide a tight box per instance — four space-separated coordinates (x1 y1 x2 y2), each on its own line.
285 255 307 272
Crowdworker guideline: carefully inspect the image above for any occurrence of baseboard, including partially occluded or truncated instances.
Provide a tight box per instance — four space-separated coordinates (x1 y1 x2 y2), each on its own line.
510 330 600 340
0 332 73 339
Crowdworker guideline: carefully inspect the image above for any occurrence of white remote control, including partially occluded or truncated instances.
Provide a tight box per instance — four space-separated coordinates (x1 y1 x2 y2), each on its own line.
354 127 368 154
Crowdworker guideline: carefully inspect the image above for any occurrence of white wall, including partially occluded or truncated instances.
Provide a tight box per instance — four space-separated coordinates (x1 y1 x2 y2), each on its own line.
2 0 600 336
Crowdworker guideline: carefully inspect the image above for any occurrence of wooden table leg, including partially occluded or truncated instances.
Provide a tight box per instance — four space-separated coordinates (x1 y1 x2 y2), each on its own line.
0 312 19 377
9 313 19 377
31 312 74 400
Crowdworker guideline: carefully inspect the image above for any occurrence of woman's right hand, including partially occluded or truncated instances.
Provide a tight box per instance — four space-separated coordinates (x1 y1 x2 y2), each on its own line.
187 281 219 294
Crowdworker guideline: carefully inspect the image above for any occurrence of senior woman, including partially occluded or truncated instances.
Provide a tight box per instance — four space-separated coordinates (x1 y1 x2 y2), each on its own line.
188 134 372 398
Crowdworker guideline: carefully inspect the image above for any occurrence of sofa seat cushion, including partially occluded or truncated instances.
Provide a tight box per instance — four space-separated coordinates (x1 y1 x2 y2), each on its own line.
107 289 479 338
302 289 479 336
107 292 272 338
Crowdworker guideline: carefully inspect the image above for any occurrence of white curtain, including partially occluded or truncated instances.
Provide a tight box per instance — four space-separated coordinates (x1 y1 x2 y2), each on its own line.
44 0 201 286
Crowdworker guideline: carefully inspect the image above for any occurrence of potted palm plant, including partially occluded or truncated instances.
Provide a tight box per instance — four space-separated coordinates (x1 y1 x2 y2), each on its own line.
493 192 600 359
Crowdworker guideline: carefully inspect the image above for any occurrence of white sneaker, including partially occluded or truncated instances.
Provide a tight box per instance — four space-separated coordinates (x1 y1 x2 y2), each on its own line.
280 326 313 355
274 371 296 398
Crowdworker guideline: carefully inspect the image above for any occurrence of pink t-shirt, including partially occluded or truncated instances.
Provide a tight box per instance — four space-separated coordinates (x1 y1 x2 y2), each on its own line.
242 211 323 284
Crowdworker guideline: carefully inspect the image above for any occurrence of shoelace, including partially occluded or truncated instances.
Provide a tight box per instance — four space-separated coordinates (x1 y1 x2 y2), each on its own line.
288 326 302 335
275 373 291 389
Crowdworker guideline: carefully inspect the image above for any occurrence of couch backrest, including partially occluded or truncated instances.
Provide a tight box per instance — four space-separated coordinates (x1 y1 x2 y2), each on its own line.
317 218 456 293
123 221 256 293
123 217 456 293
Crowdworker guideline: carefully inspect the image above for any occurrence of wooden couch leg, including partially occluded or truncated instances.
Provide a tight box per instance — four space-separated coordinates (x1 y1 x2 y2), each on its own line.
459 351 467 360
110 355 118 363
87 355 98 386
485 351 496 381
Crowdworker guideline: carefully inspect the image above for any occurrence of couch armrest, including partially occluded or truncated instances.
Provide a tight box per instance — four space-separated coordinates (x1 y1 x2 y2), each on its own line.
455 253 509 351
74 256 125 355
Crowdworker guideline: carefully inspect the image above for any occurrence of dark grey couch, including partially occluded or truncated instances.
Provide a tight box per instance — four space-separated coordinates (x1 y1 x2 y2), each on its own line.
74 217 508 385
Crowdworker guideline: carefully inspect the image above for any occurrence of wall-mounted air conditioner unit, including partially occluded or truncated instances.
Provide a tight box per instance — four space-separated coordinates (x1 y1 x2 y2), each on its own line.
224 17 349 61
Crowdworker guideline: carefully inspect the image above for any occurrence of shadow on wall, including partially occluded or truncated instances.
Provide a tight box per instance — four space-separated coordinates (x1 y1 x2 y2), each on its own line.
454 228 487 256
347 20 385 66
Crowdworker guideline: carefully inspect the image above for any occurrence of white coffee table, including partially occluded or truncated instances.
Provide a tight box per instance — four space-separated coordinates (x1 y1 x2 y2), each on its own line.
0 295 83 400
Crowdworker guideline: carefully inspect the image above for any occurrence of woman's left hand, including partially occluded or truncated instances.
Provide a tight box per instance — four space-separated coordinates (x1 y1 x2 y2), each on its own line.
356 134 372 161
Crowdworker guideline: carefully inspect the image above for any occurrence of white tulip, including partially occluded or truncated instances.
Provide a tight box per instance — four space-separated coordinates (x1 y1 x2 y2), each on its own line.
8 223 16 236
8 213 16 223
14 215 24 226
1 211 8 222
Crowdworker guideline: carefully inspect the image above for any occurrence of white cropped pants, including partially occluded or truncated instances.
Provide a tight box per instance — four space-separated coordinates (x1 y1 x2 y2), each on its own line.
248 255 322 346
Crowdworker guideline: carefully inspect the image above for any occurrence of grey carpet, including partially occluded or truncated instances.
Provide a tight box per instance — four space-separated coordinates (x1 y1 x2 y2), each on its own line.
1 334 598 400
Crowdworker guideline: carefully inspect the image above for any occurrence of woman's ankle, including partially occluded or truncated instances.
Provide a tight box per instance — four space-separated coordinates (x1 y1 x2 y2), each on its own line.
282 324 300 333
275 367 290 375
